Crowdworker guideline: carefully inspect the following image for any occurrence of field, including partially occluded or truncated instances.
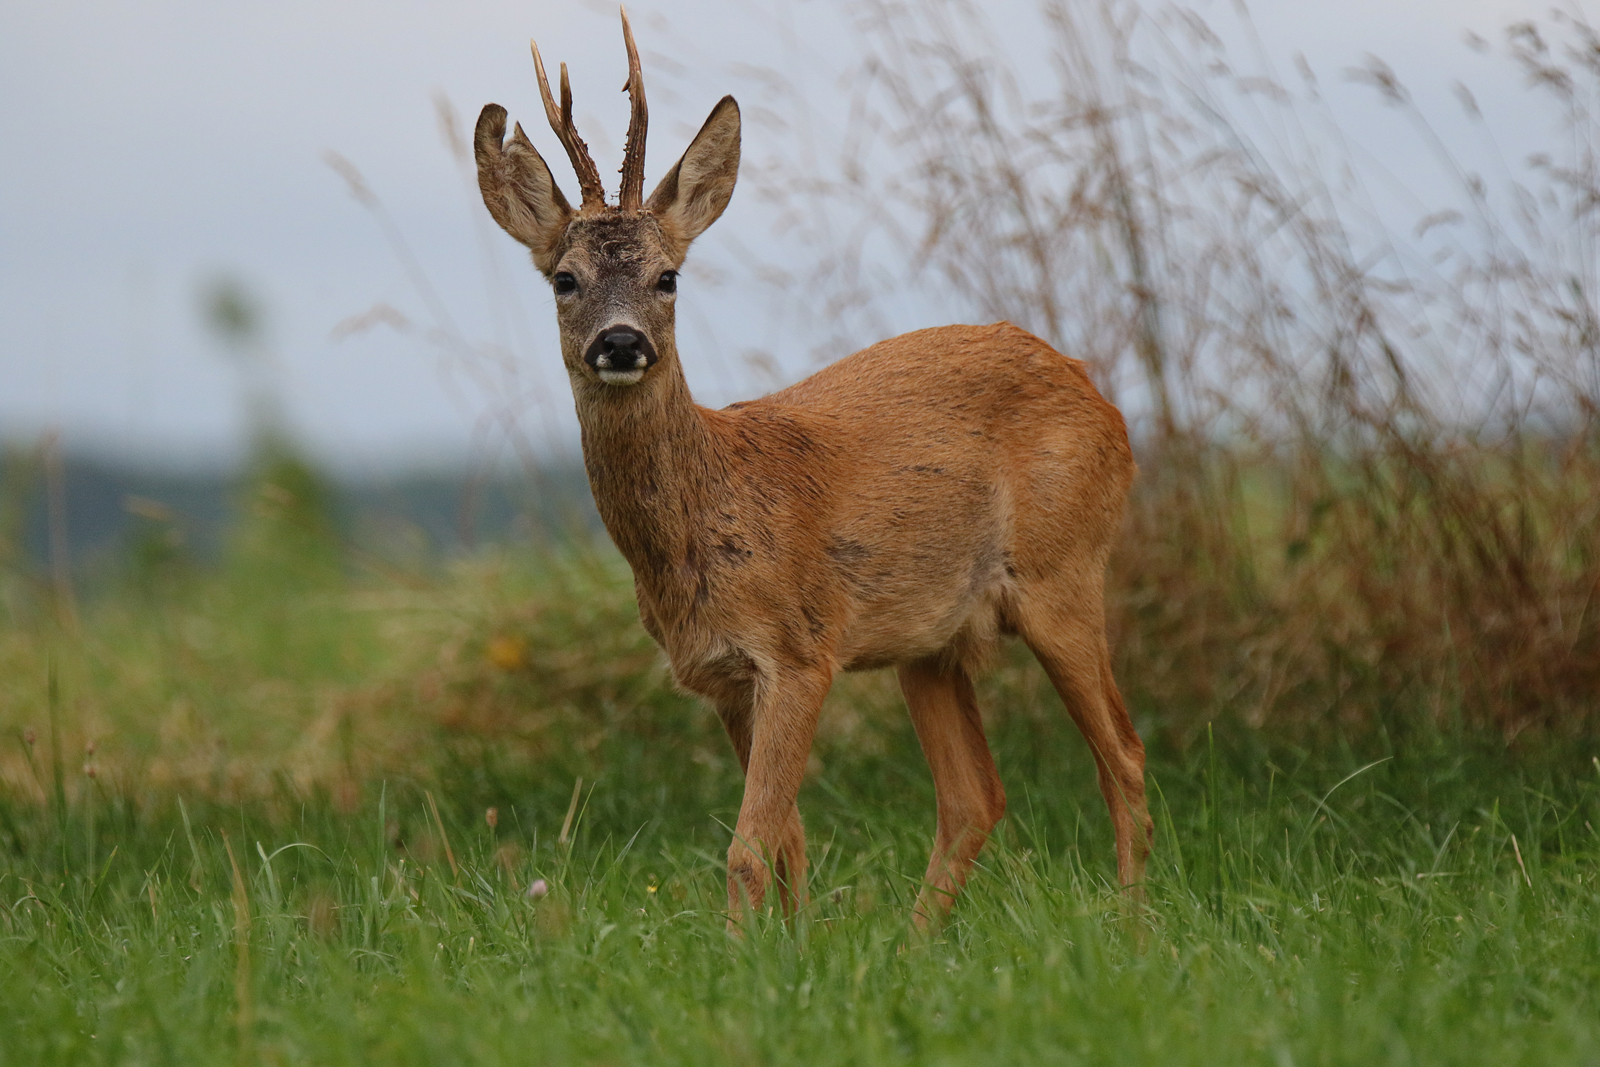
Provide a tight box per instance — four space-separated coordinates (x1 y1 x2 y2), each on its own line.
6 1 1600 1062
2 531 1598 1065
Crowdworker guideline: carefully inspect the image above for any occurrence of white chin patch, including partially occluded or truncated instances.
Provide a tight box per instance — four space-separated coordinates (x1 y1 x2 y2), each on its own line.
597 368 645 386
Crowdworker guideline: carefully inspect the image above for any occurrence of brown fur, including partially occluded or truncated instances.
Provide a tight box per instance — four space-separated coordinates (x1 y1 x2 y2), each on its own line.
474 24 1151 926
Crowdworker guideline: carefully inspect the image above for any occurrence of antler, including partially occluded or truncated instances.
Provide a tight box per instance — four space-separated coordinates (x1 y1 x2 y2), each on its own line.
530 39 608 212
618 7 649 211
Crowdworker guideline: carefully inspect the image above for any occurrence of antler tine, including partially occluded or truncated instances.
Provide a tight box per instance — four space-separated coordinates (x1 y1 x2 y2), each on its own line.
618 7 648 211
529 38 607 211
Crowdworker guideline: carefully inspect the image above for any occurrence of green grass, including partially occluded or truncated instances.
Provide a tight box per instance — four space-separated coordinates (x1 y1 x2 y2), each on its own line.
2 539 1599 1065
4 704 1599 1063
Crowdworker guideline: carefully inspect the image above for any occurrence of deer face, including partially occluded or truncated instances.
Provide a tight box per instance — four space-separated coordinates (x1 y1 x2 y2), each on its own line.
473 13 740 390
548 213 679 386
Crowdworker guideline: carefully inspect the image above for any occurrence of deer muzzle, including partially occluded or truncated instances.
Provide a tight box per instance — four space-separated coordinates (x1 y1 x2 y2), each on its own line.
585 325 658 385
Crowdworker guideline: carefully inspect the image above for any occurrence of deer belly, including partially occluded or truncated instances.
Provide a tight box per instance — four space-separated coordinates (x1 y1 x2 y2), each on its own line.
835 567 1011 673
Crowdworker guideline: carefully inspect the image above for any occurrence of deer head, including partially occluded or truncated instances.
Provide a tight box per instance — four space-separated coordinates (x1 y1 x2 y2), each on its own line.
474 10 741 389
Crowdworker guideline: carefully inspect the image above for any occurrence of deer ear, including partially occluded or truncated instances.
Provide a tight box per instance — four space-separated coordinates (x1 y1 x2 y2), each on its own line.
646 96 740 257
475 104 572 275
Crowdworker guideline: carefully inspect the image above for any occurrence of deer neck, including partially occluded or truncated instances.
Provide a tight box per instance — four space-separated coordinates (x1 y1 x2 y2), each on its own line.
575 359 725 609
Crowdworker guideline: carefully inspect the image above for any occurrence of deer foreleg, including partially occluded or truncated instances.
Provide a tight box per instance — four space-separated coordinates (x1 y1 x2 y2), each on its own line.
724 666 829 925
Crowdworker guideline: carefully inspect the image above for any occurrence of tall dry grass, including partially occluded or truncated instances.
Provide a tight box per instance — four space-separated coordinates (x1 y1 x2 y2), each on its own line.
755 0 1600 736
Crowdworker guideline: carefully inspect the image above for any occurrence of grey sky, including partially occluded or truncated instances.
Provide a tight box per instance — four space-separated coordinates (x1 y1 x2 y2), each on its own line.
0 0 1580 473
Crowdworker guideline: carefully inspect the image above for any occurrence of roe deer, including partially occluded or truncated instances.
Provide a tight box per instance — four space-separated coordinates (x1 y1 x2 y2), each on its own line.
473 10 1152 926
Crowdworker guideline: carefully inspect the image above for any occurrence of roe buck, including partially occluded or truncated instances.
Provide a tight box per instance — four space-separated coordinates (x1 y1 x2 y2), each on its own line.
473 11 1152 926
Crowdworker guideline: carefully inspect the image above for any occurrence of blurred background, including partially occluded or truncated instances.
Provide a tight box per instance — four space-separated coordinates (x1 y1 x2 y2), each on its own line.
1 0 1597 793
1 0 1567 464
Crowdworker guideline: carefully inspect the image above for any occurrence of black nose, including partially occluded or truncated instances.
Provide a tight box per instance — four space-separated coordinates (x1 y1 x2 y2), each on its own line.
602 330 640 362
584 325 659 374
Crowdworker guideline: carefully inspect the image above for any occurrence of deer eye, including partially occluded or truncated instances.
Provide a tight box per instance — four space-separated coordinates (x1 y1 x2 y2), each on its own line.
553 272 578 295
656 270 678 294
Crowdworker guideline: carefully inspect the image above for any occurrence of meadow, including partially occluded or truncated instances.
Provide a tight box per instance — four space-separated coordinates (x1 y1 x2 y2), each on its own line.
0 531 1593 1062
2 503 1598 1065
5 1 1600 1062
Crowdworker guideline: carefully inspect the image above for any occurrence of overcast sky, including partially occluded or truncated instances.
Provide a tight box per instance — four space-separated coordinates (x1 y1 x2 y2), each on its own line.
0 0 1585 473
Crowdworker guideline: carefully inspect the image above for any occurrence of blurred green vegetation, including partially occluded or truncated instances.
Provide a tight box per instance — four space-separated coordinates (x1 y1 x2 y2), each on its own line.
1 463 1597 1062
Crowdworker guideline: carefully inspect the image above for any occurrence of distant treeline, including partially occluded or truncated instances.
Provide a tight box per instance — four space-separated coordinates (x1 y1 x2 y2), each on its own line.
0 446 601 575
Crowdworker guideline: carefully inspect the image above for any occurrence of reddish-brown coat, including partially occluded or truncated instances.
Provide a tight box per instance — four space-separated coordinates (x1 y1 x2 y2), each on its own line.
579 321 1150 922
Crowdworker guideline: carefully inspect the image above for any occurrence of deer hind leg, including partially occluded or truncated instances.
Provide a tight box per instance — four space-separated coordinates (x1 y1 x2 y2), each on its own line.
719 667 828 925
898 658 1007 929
1015 588 1152 893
